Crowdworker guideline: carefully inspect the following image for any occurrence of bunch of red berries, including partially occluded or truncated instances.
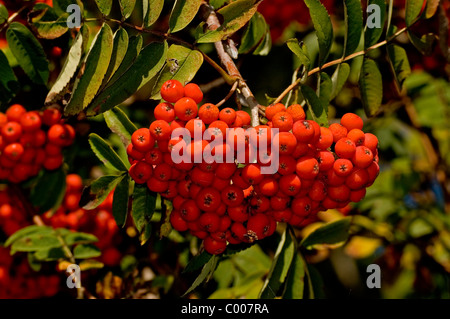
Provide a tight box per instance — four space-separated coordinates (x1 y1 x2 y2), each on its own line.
0 246 61 298
0 104 75 183
127 80 379 255
0 187 60 298
42 174 122 267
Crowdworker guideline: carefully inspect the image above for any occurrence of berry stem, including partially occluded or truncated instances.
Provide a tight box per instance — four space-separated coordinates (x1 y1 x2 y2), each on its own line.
272 26 409 105
201 2 261 127
216 80 238 108
0 4 31 33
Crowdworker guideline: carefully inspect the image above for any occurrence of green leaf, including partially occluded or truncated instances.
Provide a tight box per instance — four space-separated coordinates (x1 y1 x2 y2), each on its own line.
343 0 363 56
0 5 8 25
359 58 383 117
304 0 333 66
408 32 435 55
11 234 62 253
143 0 164 27
238 12 267 54
95 0 112 16
119 0 136 19
405 0 425 27
30 169 66 213
330 62 350 99
88 133 129 171
99 28 129 91
34 247 67 261
6 22 49 85
131 185 157 234
425 0 439 19
64 232 98 246
80 174 125 210
387 44 411 90
301 217 352 248
28 3 69 39
210 0 228 9
65 23 113 116
104 107 137 146
283 253 306 299
196 0 260 43
286 38 311 70
79 259 104 271
151 44 203 99
183 251 213 273
28 252 42 272
86 41 167 116
159 199 173 239
112 174 130 227
259 229 296 299
252 23 272 56
105 35 143 89
364 0 386 48
5 225 54 247
318 72 332 110
0 50 19 109
301 85 328 126
169 0 202 33
53 0 84 15
183 255 219 296
73 244 101 259
45 26 87 104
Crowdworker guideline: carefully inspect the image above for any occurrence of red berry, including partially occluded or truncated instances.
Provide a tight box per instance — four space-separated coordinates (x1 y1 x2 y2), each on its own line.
160 79 184 103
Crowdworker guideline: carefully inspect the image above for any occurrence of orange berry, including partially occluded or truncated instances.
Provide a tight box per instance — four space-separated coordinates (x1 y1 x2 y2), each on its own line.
198 103 219 124
154 102 175 122
335 138 356 159
275 132 297 155
160 79 184 103
292 120 315 143
340 113 363 131
218 108 236 125
265 103 285 120
347 129 365 146
352 146 373 168
286 104 306 122
184 83 203 103
272 111 293 132
149 120 172 140
236 110 251 126
174 97 198 121
316 127 333 150
329 123 348 143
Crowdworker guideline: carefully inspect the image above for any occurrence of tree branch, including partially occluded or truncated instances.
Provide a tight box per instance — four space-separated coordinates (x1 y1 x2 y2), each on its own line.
273 27 409 105
201 2 260 127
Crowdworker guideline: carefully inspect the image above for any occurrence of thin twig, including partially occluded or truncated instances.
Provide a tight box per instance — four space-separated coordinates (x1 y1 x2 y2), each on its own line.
272 26 409 105
0 5 30 33
201 2 261 127
216 80 238 108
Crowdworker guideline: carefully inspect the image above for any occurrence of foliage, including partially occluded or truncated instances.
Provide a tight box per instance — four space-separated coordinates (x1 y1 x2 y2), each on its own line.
0 0 448 300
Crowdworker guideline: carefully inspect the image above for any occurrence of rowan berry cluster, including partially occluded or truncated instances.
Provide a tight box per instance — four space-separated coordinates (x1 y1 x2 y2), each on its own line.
0 174 122 298
0 104 75 183
127 80 379 255
41 174 122 267
0 246 60 298
0 187 60 298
